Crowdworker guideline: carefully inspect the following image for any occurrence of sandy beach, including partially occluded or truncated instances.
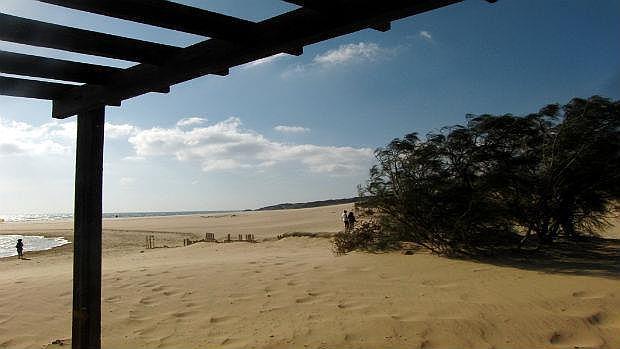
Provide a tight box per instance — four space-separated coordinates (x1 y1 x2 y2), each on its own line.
0 203 618 349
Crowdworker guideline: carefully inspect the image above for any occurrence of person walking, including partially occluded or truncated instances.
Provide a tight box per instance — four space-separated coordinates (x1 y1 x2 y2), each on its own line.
16 238 24 259
341 210 349 231
347 211 356 230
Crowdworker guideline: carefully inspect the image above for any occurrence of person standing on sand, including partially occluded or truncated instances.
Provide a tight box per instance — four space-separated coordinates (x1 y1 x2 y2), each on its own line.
342 210 349 230
16 239 23 259
347 211 356 230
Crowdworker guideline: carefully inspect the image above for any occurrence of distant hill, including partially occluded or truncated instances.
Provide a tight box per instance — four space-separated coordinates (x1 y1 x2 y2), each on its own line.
256 197 358 211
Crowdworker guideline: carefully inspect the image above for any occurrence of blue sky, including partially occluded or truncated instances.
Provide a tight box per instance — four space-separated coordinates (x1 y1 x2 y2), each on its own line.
1 0 619 214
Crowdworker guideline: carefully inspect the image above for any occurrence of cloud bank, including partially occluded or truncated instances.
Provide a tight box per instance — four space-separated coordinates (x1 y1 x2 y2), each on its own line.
0 116 373 175
0 118 74 156
274 125 310 133
129 117 372 174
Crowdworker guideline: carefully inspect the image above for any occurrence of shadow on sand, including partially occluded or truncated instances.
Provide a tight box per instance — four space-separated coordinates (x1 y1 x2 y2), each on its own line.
466 237 620 279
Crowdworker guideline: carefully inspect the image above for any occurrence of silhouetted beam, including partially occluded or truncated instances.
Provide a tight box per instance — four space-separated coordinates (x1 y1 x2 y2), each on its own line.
281 0 346 11
51 0 463 118
0 75 76 100
282 0 306 6
0 51 123 84
35 0 303 56
0 13 181 65
213 69 230 76
36 0 259 42
282 0 391 32
370 22 391 32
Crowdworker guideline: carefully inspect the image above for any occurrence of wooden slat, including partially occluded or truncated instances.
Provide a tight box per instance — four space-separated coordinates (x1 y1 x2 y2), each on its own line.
0 13 181 65
0 75 76 100
51 0 463 118
0 51 122 84
36 0 259 41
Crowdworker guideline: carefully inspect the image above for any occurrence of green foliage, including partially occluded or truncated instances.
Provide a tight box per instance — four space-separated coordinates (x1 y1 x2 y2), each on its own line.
332 220 400 254
353 96 619 255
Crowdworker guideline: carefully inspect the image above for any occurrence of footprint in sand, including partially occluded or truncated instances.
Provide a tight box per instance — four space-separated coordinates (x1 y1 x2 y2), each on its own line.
163 290 179 296
172 310 198 318
138 296 157 306
295 296 314 304
0 314 15 325
584 312 603 325
104 295 121 303
209 315 237 324
572 290 605 299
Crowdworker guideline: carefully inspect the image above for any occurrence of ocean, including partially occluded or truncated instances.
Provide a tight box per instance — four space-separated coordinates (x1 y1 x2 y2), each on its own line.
0 210 232 223
0 235 71 258
0 210 232 258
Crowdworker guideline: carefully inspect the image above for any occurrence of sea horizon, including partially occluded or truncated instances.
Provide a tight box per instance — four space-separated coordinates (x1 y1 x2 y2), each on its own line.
0 210 238 223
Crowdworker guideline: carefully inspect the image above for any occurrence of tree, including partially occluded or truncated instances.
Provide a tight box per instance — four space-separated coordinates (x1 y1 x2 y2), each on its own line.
350 96 619 255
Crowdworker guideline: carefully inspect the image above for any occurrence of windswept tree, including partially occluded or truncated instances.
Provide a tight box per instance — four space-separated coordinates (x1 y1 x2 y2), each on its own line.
347 96 619 255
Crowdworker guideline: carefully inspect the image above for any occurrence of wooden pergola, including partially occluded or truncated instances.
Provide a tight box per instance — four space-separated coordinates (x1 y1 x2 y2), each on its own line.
0 1 495 348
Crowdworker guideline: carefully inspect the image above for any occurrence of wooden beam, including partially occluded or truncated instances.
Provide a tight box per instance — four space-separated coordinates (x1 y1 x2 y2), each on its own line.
36 0 259 41
72 106 105 349
0 51 122 84
282 0 306 6
281 0 347 12
34 1 304 57
213 69 230 76
283 0 391 32
0 75 76 100
0 13 181 65
50 0 463 118
370 22 391 32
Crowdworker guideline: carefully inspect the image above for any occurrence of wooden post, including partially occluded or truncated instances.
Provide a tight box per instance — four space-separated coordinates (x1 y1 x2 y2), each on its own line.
72 106 105 349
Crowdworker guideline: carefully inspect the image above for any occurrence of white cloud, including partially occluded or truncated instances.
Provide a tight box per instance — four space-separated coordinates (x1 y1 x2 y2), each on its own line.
242 53 289 69
120 177 136 186
282 42 393 77
313 42 384 66
176 117 206 127
274 125 310 133
419 30 433 41
105 122 137 138
0 117 142 157
0 117 74 156
128 117 373 175
0 115 373 176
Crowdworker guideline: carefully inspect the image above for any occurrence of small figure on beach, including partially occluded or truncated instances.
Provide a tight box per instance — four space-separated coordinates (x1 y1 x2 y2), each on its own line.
347 211 356 230
341 210 349 230
16 239 24 259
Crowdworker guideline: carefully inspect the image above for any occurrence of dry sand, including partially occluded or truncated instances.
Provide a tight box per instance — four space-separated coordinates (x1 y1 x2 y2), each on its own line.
0 203 618 349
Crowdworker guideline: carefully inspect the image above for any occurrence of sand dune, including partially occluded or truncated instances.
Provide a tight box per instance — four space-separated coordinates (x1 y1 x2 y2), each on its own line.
0 204 618 348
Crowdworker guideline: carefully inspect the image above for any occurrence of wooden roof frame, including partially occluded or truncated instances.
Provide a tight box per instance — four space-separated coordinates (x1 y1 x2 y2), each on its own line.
0 1 496 348
0 0 479 119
